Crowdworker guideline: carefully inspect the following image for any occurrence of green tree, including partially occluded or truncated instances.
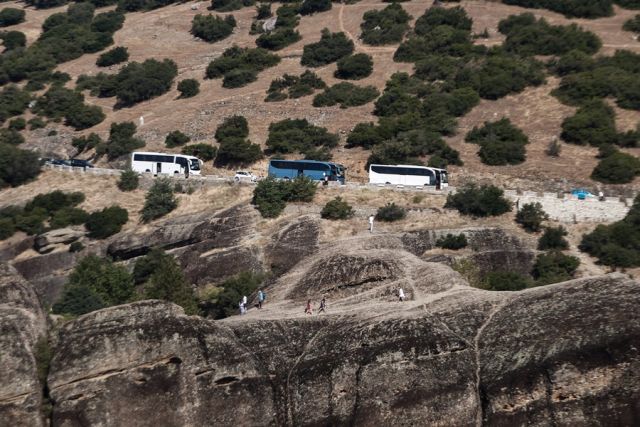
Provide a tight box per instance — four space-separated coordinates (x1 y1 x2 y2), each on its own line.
515 202 548 232
177 79 199 98
436 233 468 250
321 197 354 220
182 143 217 161
96 46 129 67
215 115 249 141
0 8 26 27
445 184 512 217
52 285 105 316
465 118 529 166
335 53 373 80
252 177 288 218
483 271 531 291
538 226 569 250
165 130 190 148
141 178 178 222
301 29 354 67
360 3 411 46
0 144 41 187
591 152 640 184
215 137 263 167
100 121 145 160
532 251 580 285
117 169 139 191
85 205 129 239
191 14 236 43
299 0 331 15
375 202 406 222
204 271 264 319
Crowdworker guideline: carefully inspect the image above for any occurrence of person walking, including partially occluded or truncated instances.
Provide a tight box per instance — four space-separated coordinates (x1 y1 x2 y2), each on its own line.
318 297 326 313
398 287 405 302
257 289 265 309
368 214 374 233
239 300 245 315
304 299 313 315
242 295 247 309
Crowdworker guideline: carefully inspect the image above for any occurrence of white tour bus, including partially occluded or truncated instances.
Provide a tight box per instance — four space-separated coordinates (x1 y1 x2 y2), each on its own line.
131 152 203 176
369 164 448 188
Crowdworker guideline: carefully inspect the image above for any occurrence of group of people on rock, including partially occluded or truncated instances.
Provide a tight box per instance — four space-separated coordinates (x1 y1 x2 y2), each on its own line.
239 289 266 315
304 297 326 315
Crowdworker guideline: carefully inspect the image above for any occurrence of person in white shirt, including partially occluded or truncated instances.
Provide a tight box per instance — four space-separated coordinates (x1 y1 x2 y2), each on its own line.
398 287 405 302
368 215 374 233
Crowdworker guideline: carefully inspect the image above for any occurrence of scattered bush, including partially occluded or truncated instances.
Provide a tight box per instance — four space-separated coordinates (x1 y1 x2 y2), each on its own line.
538 226 569 250
498 13 601 56
52 255 134 316
623 14 640 33
414 6 472 35
85 205 128 239
0 128 25 145
515 202 549 232
177 78 200 98
96 46 129 67
0 144 41 187
215 115 249 141
360 3 411 45
0 8 25 27
256 27 301 51
375 202 406 222
182 143 217 161
113 59 177 107
313 82 380 108
0 86 32 123
321 197 354 220
191 14 236 43
335 53 373 80
483 271 531 291
252 176 317 217
141 178 178 223
165 130 190 148
299 0 331 15
34 86 105 131
301 29 354 67
465 118 529 165
503 0 617 19
285 175 316 202
210 0 254 12
28 117 47 130
545 138 562 157
216 137 263 166
205 45 280 88
50 207 89 229
117 169 139 191
436 233 468 250
98 121 145 160
591 151 640 184
266 118 338 155
1 30 26 50
8 118 26 131
138 249 198 314
69 241 84 253
445 183 512 217
72 133 102 154
560 100 633 147
265 70 325 101
256 3 271 20
532 251 580 285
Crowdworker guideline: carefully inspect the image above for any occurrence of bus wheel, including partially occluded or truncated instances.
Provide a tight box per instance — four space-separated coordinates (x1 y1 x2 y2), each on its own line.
145 169 151 173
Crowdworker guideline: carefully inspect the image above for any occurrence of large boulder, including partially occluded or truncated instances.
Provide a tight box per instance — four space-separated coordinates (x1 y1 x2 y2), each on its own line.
34 228 85 254
0 264 47 427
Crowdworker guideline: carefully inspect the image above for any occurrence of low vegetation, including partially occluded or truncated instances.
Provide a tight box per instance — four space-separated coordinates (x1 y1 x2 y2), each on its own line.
252 176 317 218
321 197 354 220
360 3 411 46
580 195 640 267
445 184 512 217
538 226 569 250
177 79 200 98
96 46 128 67
299 0 331 16
591 151 640 184
34 86 105 131
623 15 640 33
265 70 326 101
436 233 468 250
117 169 139 191
141 178 178 223
483 271 532 291
301 29 354 67
532 251 580 285
85 206 128 239
255 4 301 50
560 100 637 147
312 83 380 108
515 202 548 232
205 45 280 88
465 118 529 165
214 115 263 167
375 202 406 222
210 0 254 12
96 121 145 160
191 14 236 43
0 8 26 27
335 53 373 80
266 118 338 157
501 0 619 19
165 130 190 148
182 143 217 161
0 144 40 188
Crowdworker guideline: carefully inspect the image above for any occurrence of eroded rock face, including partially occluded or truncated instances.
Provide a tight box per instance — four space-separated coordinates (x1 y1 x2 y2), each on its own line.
45 273 640 426
34 228 85 254
265 216 319 276
0 264 47 427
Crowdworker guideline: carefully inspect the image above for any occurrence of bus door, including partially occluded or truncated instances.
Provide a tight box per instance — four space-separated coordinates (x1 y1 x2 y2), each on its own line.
297 168 304 177
156 162 162 175
434 171 441 190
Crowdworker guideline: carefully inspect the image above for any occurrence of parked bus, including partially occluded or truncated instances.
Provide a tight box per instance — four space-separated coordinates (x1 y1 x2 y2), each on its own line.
268 159 346 184
368 164 448 188
131 152 203 176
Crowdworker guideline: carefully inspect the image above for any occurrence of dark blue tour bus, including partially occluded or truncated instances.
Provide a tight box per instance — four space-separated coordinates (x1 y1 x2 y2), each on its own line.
268 160 346 184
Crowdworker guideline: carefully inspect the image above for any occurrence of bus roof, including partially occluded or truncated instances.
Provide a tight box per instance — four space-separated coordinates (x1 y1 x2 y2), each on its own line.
369 163 446 171
132 151 200 160
269 159 338 165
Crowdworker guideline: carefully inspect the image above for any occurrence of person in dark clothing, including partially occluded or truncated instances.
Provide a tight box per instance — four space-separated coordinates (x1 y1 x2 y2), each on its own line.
318 297 326 313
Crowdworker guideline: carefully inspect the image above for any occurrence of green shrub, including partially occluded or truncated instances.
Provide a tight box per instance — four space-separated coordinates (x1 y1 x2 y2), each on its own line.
177 78 199 98
28 118 46 130
360 3 410 46
117 169 139 191
591 151 640 184
335 53 373 80
0 8 25 27
256 27 301 51
141 178 177 223
65 104 105 130
50 207 89 229
52 255 134 316
191 14 236 42
85 205 128 239
0 144 41 187
414 5 472 35
550 50 595 77
515 202 548 232
265 70 325 100
33 86 105 131
215 115 249 141
483 271 531 291
182 143 217 161
252 176 288 217
321 197 354 220
99 121 145 160
285 175 316 202
210 0 254 12
8 118 26 131
301 29 354 67
139 249 198 314
375 202 406 222
346 122 384 149
0 129 24 145
445 183 512 217
313 82 379 108
623 14 640 33
96 46 129 67
256 3 271 20
538 226 569 250
205 271 264 319
299 0 331 15
502 0 613 19
0 217 15 240
532 251 580 285
560 100 625 147
165 130 190 148
205 45 280 86
113 59 177 107
266 118 338 155
215 137 262 167
498 13 601 56
91 10 124 33
465 118 529 165
436 233 468 250
72 133 102 154
26 190 84 214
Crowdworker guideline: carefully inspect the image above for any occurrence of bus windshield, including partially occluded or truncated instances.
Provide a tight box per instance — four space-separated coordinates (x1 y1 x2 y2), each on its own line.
440 171 448 184
190 159 200 171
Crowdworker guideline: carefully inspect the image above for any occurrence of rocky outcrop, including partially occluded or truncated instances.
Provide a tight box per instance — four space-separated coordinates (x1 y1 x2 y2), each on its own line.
0 264 47 427
13 251 82 305
264 216 319 276
34 228 85 254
